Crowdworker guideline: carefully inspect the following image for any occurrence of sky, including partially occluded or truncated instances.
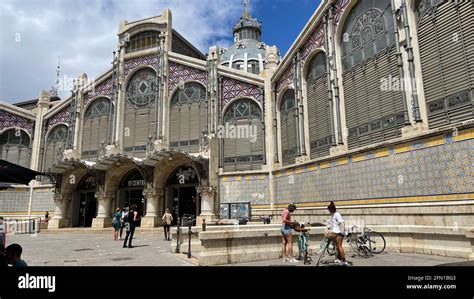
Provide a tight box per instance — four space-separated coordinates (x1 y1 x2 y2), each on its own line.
0 0 320 103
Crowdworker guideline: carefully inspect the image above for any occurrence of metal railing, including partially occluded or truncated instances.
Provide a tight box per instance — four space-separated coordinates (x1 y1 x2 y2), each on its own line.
2 218 42 235
175 215 198 258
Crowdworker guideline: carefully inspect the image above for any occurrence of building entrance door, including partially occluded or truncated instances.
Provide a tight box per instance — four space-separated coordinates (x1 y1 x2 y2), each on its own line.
120 169 145 226
73 173 98 228
78 192 97 227
166 166 200 225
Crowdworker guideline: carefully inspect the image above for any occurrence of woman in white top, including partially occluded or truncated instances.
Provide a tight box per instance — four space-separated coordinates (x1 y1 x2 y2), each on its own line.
327 201 349 266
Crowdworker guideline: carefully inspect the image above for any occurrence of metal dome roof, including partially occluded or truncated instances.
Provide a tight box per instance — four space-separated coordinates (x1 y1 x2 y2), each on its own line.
220 39 266 63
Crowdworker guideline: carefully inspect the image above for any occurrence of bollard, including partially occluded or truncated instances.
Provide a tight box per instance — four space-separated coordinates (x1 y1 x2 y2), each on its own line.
202 219 206 232
175 217 181 253
187 223 192 259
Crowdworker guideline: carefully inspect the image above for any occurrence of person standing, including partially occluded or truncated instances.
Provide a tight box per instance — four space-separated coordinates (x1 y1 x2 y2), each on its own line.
123 205 138 248
161 208 173 241
119 207 128 240
326 201 349 266
280 203 298 263
113 208 122 241
44 211 50 223
0 217 5 248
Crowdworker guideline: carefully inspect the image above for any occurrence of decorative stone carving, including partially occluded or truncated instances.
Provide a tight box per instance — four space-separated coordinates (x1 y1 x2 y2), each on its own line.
275 66 294 93
221 77 264 109
265 45 280 70
168 61 208 93
0 110 35 135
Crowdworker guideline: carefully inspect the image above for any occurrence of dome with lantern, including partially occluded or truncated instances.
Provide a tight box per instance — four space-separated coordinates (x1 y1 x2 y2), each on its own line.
219 5 269 75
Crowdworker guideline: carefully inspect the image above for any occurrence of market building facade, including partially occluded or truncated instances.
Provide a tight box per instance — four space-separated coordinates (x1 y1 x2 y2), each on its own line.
1 0 473 229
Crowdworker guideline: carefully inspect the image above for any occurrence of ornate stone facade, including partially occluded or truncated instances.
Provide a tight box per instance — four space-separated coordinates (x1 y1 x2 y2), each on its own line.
1 2 473 230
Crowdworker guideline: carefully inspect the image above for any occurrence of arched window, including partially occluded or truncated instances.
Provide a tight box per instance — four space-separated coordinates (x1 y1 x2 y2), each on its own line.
124 68 158 157
223 99 264 171
169 82 208 153
82 98 113 161
306 52 333 159
126 31 159 53
232 61 244 71
340 0 405 149
280 90 298 166
0 129 31 168
415 0 473 129
43 125 68 172
247 60 260 75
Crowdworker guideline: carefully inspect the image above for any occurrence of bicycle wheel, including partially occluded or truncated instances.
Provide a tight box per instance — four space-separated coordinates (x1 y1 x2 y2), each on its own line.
327 240 336 256
316 240 329 266
367 231 386 254
304 251 309 265
350 238 369 257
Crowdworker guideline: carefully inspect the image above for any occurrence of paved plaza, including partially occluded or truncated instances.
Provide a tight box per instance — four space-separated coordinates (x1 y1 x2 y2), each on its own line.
6 232 471 267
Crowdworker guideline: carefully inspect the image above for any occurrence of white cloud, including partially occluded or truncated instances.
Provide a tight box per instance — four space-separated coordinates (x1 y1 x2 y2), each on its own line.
0 0 244 103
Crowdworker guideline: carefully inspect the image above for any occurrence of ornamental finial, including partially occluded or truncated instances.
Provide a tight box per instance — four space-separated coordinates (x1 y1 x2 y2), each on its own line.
243 0 251 18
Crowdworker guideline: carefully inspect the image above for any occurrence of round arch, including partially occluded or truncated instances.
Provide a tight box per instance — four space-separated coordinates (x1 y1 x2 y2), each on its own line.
124 65 158 86
168 80 207 106
302 48 327 80
44 123 68 142
0 127 32 140
222 96 263 117
82 96 114 120
0 127 32 168
276 85 295 113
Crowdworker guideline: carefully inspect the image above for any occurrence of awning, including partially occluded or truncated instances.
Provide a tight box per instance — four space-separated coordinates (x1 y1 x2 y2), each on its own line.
0 159 44 185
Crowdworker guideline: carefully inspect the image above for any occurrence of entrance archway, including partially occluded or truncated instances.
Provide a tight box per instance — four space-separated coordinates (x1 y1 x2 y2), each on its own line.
119 169 146 225
72 173 98 227
165 166 200 225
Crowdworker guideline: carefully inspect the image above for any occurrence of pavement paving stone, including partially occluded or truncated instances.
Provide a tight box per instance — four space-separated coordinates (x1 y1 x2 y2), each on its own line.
6 233 468 267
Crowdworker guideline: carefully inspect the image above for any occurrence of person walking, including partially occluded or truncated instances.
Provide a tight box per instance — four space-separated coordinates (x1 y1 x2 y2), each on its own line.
113 208 122 241
123 205 138 248
44 211 50 224
326 201 349 266
161 208 173 241
119 207 128 240
280 203 298 263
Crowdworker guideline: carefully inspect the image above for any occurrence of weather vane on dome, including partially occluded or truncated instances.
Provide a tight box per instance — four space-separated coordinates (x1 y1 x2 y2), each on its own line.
243 0 251 18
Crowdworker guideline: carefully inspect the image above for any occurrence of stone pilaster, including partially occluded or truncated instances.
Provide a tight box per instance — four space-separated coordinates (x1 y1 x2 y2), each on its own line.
141 188 163 228
196 186 218 225
91 191 114 228
48 193 72 229
30 90 50 171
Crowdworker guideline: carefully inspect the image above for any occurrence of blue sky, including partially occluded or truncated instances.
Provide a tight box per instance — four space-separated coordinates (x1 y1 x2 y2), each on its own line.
0 0 321 103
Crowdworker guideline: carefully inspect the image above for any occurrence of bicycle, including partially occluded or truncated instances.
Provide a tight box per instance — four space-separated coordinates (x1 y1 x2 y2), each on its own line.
327 226 386 257
294 222 311 265
315 236 332 266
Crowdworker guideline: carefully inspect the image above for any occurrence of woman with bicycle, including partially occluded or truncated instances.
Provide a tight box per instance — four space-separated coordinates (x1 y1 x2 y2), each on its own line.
326 201 349 266
280 203 299 263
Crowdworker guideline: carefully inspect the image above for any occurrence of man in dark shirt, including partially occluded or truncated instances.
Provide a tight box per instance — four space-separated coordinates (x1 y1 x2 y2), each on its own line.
123 205 139 248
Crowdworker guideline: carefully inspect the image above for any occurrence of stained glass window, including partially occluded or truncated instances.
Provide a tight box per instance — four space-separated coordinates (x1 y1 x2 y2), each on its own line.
126 68 157 108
